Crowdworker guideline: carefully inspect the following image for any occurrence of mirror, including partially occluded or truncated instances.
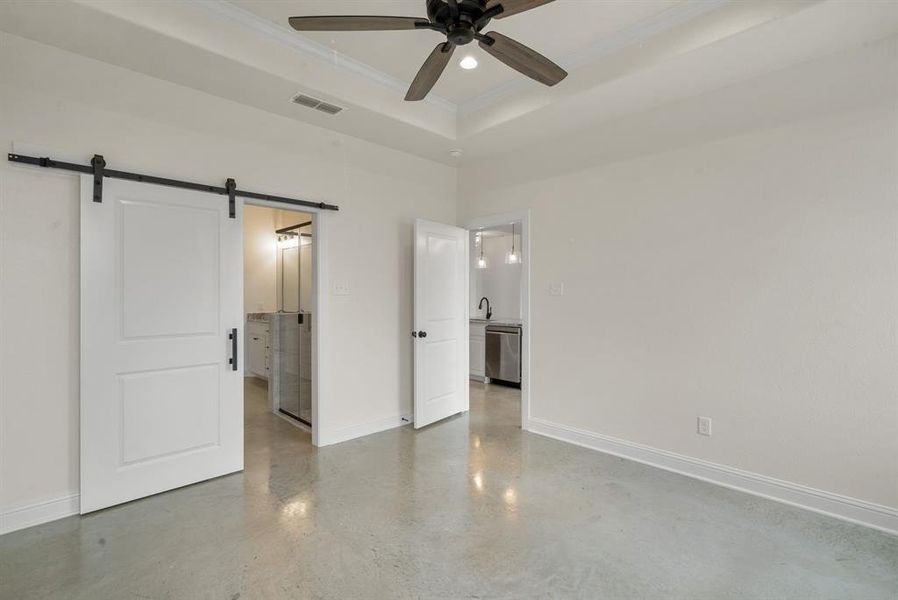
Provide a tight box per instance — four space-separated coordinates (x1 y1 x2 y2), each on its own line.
277 223 312 312
281 243 299 312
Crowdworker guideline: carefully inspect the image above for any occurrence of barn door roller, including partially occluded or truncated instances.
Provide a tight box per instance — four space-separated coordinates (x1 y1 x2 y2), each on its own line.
90 154 105 203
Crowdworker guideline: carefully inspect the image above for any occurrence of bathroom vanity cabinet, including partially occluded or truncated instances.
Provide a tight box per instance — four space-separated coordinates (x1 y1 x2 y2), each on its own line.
246 316 270 380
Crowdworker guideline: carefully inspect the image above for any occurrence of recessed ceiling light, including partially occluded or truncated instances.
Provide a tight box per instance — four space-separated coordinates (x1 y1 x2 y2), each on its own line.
459 56 478 70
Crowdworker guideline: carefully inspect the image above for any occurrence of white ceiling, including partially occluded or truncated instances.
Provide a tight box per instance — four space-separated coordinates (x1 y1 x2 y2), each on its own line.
229 0 682 104
1 0 896 165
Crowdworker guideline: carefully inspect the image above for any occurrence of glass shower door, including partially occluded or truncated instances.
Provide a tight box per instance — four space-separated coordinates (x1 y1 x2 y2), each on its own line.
274 222 313 426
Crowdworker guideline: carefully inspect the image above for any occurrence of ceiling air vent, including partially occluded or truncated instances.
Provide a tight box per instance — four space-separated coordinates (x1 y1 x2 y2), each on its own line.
291 93 344 115
315 102 343 115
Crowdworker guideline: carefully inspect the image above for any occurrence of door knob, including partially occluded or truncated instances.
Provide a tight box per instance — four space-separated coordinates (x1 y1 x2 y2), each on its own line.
418 331 427 338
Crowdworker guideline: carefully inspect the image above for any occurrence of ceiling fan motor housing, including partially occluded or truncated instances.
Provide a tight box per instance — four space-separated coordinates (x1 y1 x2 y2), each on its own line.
448 23 475 45
427 0 491 45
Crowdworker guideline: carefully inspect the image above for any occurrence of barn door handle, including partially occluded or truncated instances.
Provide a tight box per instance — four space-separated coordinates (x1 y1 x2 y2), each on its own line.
228 328 238 371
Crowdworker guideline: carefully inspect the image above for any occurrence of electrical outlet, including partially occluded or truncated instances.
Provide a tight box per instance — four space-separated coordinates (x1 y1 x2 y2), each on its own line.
549 282 565 296
697 416 712 437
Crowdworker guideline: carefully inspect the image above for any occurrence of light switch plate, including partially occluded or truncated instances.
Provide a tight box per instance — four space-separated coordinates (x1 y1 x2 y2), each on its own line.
697 416 712 437
549 282 565 296
333 282 351 296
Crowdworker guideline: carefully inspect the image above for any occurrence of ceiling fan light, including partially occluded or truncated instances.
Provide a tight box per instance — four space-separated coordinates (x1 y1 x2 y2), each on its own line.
459 55 478 70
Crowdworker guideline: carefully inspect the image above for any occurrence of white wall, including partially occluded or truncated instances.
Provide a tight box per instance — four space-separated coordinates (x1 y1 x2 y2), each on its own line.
459 42 898 515
471 231 522 322
0 33 456 521
243 205 278 313
276 210 309 231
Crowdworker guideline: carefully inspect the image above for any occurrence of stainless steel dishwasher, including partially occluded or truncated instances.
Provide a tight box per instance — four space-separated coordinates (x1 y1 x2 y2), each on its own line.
485 324 521 386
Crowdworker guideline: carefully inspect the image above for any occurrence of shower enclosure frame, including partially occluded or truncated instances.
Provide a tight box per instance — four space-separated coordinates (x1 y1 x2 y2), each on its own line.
276 220 311 315
274 220 313 426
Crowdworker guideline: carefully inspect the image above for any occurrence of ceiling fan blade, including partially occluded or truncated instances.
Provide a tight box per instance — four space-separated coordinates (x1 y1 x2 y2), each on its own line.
406 42 455 101
486 0 555 19
288 16 425 31
479 31 567 86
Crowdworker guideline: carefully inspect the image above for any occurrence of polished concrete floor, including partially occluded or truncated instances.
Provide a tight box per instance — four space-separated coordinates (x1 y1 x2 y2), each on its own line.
2 380 897 599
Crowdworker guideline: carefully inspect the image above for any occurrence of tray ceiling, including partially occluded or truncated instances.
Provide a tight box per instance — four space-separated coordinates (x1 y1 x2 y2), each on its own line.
1 0 896 165
228 0 683 105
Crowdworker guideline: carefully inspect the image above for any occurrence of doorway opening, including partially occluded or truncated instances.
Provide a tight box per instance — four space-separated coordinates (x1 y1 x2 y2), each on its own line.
243 204 319 442
466 212 530 430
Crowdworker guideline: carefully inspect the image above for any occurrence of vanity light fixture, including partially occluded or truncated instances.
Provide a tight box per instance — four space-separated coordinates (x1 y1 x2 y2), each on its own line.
278 232 299 249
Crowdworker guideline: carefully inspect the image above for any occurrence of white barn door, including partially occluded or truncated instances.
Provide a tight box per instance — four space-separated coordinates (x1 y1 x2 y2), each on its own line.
80 176 243 513
413 219 468 428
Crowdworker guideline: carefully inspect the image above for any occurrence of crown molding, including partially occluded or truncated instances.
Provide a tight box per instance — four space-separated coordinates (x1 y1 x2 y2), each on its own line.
458 0 731 116
200 0 457 114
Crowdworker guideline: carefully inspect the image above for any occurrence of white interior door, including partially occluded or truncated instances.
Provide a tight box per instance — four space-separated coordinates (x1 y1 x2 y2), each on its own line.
413 219 468 428
80 176 243 513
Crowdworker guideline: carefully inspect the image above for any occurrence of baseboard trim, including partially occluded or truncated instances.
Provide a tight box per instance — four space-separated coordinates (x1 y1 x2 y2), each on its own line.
0 493 80 535
526 417 898 536
8 421 891 536
318 413 411 446
1 413 413 533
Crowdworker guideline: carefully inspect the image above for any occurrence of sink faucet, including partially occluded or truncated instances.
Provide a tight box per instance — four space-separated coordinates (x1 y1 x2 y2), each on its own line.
478 297 492 320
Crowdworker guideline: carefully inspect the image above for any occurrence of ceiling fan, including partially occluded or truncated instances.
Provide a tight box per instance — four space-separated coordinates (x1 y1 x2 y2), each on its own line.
288 0 567 101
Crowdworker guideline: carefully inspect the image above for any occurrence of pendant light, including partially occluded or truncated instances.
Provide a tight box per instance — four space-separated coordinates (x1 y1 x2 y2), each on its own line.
505 223 520 264
476 231 487 269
